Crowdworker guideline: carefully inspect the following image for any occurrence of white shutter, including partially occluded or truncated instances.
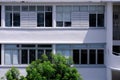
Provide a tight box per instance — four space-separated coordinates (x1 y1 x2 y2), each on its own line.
71 12 89 27
21 12 29 27
21 12 37 27
28 12 37 27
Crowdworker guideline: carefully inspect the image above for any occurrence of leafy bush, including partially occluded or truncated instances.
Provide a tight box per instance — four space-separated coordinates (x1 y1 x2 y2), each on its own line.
5 54 82 80
26 54 82 80
6 67 20 80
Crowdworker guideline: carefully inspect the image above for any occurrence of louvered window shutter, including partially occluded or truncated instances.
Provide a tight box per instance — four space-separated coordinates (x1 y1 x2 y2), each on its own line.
21 12 37 27
71 12 89 27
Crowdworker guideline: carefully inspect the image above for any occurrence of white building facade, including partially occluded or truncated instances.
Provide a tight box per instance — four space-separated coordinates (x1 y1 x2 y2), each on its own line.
0 0 120 80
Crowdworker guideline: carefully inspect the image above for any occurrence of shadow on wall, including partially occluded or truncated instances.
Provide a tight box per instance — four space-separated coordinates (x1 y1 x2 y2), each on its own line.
83 29 106 43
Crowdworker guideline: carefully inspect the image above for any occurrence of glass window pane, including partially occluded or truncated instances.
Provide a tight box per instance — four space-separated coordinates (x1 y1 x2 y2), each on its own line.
89 14 96 27
89 49 96 64
64 22 71 27
80 6 88 12
72 6 79 12
46 50 52 60
45 12 52 27
38 45 52 48
0 6 2 26
63 50 70 58
5 6 12 11
37 13 44 27
73 50 79 64
63 6 71 12
97 14 104 27
0 44 2 65
45 6 52 11
56 21 63 27
22 6 28 11
97 6 105 13
97 49 104 64
29 50 36 63
89 5 96 12
63 12 71 21
13 6 20 11
13 13 20 26
29 6 36 11
5 12 12 27
21 50 28 64
21 44 35 47
56 6 63 12
5 50 12 64
38 50 44 59
37 6 44 11
81 49 88 64
13 50 19 64
56 12 63 21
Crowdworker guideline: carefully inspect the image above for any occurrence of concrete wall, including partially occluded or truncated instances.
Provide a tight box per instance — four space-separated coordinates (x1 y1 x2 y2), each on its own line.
0 67 106 80
0 28 106 44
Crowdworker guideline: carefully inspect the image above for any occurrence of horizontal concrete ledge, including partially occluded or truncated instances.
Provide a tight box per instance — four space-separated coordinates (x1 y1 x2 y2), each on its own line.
0 0 118 3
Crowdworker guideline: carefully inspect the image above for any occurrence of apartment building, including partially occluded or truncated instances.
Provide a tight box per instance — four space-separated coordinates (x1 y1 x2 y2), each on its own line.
0 0 120 80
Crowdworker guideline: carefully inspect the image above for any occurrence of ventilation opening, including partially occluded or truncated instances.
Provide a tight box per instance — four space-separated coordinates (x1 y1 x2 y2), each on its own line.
112 69 120 80
113 46 120 56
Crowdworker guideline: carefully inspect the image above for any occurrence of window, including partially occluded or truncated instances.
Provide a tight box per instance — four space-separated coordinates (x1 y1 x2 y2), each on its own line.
0 44 2 64
56 6 71 27
5 6 20 27
81 49 87 64
37 6 52 27
56 44 105 65
89 49 96 64
113 46 120 56
56 5 104 28
73 50 79 64
0 6 2 26
4 44 52 65
89 5 104 27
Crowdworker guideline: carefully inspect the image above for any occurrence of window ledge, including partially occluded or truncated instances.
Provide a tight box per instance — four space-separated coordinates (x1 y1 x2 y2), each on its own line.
0 27 105 31
71 64 106 68
0 65 28 68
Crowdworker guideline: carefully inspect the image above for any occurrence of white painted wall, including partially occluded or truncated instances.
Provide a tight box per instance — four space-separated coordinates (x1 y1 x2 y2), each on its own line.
0 67 106 80
0 28 106 44
77 68 106 80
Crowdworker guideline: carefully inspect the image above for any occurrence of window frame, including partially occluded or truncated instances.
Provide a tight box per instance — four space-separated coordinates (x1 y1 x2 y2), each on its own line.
4 44 52 65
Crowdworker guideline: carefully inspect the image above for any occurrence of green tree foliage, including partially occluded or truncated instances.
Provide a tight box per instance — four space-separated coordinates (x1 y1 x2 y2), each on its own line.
5 54 82 80
6 67 20 80
26 54 82 80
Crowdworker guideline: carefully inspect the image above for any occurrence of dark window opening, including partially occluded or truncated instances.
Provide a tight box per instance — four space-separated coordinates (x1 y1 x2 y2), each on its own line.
45 12 52 27
56 21 63 27
38 44 52 48
21 50 28 64
81 49 87 64
21 44 35 47
46 50 52 60
113 46 120 56
89 49 96 64
73 50 79 64
65 22 71 27
13 13 20 26
97 49 104 64
5 13 12 26
37 13 44 27
97 14 104 27
38 50 44 59
89 14 96 27
29 50 36 63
